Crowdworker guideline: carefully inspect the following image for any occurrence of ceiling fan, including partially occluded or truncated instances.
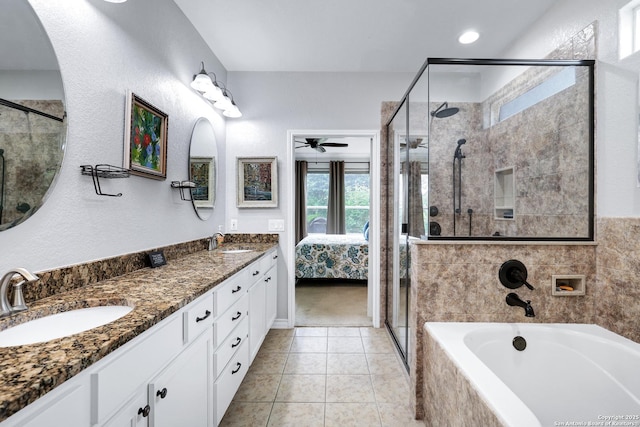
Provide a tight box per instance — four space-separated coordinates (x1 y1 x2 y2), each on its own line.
400 137 427 151
295 137 348 153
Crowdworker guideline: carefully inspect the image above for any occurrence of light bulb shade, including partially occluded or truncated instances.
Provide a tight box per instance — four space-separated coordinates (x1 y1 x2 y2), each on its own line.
223 103 242 118
191 73 214 93
203 85 224 101
213 94 232 110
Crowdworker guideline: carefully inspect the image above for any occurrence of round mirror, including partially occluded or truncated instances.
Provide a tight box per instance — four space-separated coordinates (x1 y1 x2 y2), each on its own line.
189 118 218 220
0 1 66 231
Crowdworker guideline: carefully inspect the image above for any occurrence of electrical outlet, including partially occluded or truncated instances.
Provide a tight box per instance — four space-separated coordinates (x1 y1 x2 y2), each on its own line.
268 219 285 231
230 219 238 231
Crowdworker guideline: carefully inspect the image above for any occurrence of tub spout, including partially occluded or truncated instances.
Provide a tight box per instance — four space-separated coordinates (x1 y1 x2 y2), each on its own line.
506 292 535 317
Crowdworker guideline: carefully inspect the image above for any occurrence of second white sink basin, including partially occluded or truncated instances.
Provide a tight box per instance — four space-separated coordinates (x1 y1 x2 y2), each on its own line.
0 305 133 347
220 249 253 254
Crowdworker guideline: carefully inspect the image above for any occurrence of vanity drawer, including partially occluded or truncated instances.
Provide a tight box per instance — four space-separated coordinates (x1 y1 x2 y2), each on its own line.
90 314 183 424
213 269 249 316
214 339 249 426
213 316 248 379
183 292 214 344
213 294 248 349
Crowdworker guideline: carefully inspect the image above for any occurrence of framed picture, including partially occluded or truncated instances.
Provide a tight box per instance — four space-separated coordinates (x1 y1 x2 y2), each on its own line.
123 91 168 180
237 157 278 208
190 156 215 208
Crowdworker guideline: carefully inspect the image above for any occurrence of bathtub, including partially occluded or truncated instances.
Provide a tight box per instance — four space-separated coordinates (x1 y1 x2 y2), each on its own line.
424 322 640 427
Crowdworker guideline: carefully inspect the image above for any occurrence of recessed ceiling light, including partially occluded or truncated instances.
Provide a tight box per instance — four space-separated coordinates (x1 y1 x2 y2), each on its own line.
458 31 480 45
103 0 127 3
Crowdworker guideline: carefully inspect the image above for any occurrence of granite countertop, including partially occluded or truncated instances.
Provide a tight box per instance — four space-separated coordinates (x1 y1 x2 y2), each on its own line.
0 242 276 422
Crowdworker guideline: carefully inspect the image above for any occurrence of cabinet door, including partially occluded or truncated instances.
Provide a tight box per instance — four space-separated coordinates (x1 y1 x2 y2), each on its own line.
149 332 211 427
248 277 266 363
265 264 277 328
103 387 149 427
2 378 90 427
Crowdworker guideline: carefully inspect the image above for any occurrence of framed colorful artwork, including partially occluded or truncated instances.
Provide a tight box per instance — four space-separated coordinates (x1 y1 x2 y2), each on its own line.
123 91 168 180
237 157 278 208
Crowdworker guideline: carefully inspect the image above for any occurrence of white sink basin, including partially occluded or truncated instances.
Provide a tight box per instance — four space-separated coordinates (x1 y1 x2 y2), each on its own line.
220 249 253 254
0 305 133 347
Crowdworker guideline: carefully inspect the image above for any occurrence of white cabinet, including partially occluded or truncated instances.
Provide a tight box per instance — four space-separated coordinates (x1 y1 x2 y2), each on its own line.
248 275 267 362
265 263 278 329
150 332 211 427
1 375 90 427
248 249 278 363
0 246 279 427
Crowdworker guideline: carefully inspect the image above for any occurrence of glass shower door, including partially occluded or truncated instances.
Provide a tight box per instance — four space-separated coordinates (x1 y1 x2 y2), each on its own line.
385 100 409 363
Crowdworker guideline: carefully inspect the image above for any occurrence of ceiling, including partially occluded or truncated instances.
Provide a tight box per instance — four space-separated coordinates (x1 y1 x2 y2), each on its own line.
174 0 556 73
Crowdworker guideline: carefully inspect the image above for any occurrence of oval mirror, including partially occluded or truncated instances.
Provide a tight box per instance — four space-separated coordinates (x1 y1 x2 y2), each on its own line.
189 118 217 220
0 1 66 231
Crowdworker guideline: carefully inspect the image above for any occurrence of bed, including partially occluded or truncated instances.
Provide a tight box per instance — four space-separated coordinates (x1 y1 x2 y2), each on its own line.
295 233 369 280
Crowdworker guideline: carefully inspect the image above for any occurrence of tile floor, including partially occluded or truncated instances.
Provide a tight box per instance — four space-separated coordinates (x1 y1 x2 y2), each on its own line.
220 327 423 427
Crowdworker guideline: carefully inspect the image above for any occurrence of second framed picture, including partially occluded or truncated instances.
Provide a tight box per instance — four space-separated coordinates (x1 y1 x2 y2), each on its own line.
123 91 168 180
237 157 278 208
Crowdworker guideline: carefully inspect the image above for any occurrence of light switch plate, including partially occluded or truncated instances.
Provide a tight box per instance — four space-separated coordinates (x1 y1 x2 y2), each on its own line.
230 219 238 231
268 219 285 231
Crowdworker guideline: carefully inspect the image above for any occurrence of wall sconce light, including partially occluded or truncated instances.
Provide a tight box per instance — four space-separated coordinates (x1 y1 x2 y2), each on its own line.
191 62 242 118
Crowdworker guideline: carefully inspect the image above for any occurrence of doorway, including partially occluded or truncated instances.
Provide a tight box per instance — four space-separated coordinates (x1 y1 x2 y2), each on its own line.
286 130 381 328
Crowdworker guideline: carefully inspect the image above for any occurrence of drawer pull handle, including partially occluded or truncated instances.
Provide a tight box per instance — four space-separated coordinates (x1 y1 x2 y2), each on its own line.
252 270 260 276
156 387 168 399
138 405 151 418
232 311 242 321
195 310 211 322
273 255 278 259
264 276 271 282
231 285 242 294
231 337 242 348
232 363 242 374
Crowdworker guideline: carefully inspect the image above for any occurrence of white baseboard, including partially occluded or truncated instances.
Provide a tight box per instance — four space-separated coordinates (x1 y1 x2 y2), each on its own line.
271 319 291 329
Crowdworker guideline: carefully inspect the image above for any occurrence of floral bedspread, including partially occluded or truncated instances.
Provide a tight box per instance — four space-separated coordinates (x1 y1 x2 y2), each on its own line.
295 233 369 280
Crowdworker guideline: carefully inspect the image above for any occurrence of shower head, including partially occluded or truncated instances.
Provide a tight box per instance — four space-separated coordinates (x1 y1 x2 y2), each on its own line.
430 102 459 118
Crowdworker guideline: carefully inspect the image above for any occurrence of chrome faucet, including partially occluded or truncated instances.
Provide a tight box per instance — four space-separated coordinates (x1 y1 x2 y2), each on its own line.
208 232 225 251
0 268 38 317
506 292 535 317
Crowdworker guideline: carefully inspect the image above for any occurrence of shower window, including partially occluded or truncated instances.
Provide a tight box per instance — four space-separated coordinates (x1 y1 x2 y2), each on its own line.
498 67 576 122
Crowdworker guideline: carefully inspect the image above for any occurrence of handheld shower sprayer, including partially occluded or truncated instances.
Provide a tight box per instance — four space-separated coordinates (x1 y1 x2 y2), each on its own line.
454 139 466 160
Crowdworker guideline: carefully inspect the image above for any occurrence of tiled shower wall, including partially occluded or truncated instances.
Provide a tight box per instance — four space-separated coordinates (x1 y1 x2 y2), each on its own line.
595 217 640 344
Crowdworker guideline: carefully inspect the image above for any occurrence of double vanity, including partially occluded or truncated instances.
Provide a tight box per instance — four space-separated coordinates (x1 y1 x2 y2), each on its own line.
0 242 278 426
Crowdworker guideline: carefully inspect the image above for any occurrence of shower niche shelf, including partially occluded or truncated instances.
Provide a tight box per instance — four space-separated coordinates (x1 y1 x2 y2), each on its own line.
495 167 515 220
552 274 585 296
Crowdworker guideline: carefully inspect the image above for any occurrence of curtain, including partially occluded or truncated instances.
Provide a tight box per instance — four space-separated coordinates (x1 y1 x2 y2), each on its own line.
327 160 345 234
408 161 425 237
295 160 308 243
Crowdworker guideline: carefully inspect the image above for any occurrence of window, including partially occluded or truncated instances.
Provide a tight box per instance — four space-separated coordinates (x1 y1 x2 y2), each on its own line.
619 0 640 59
498 67 576 122
305 170 370 234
